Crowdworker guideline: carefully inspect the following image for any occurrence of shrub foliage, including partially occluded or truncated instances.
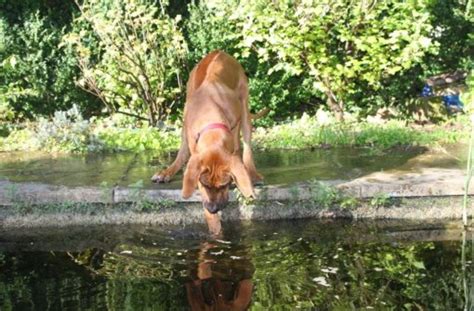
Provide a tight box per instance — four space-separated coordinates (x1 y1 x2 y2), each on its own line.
62 0 188 125
0 0 471 123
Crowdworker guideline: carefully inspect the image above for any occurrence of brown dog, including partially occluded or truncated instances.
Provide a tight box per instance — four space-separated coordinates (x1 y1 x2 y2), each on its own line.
186 241 253 310
151 50 261 214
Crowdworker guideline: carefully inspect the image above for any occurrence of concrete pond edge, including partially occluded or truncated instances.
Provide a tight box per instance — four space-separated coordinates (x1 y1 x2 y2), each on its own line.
1 168 473 228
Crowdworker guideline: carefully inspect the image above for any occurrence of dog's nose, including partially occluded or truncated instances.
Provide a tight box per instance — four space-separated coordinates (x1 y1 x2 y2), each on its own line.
204 201 227 214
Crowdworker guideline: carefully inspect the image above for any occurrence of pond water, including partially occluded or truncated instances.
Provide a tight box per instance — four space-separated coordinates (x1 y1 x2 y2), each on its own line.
0 144 466 188
0 219 472 310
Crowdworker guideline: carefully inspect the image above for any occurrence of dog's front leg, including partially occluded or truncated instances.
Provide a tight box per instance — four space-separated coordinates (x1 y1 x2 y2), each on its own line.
151 127 190 183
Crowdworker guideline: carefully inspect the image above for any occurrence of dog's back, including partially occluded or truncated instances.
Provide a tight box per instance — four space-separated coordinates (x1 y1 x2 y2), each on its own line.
187 50 244 98
185 51 245 133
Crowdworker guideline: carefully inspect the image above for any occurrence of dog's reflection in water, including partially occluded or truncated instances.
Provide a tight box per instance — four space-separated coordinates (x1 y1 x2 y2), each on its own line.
186 211 254 311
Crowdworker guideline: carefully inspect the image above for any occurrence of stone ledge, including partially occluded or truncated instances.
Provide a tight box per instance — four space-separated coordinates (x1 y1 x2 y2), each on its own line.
0 197 472 228
1 167 473 227
338 168 472 198
0 168 471 206
0 181 109 205
0 169 474 205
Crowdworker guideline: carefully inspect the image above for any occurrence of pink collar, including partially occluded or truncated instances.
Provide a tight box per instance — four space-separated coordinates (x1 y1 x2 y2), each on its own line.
195 123 231 143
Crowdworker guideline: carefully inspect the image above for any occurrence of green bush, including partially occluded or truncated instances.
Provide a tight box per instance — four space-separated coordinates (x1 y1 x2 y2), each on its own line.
232 0 440 121
185 1 238 64
186 0 471 122
424 0 473 74
0 10 99 121
0 106 180 153
63 0 188 125
0 105 102 152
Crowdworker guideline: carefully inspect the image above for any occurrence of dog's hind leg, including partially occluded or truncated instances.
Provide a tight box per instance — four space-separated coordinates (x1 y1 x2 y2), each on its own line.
239 79 263 183
151 127 190 183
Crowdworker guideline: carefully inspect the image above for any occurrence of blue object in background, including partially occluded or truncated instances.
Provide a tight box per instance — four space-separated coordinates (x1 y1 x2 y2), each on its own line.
421 83 464 113
421 84 433 97
442 94 464 112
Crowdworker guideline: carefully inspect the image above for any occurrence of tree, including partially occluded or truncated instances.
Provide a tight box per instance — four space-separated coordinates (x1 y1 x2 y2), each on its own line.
63 0 188 125
0 8 98 121
225 0 438 121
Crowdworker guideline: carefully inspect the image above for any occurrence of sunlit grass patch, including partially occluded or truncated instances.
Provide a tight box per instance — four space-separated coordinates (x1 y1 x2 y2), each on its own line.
253 114 467 150
0 109 467 153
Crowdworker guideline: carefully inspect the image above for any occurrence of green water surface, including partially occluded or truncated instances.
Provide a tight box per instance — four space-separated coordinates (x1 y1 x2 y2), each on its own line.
1 144 468 189
0 219 472 310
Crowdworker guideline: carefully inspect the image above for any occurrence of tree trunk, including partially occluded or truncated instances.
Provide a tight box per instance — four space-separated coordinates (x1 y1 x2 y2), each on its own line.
147 100 156 126
322 77 344 122
325 92 345 122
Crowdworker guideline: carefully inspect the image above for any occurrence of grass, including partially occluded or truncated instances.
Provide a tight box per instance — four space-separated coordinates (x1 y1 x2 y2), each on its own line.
307 180 360 210
0 110 468 154
252 113 467 150
369 193 393 208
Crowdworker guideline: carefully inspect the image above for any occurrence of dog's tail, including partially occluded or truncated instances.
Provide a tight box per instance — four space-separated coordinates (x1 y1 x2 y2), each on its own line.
251 107 270 120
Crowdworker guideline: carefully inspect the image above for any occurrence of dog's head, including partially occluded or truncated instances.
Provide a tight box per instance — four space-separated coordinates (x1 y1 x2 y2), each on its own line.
181 150 255 214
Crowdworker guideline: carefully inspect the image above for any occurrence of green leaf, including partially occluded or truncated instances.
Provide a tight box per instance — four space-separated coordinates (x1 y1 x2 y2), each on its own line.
412 261 425 270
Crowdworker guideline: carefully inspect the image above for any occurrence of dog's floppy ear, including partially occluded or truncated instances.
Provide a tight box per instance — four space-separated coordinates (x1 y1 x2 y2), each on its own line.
230 154 255 198
182 155 201 199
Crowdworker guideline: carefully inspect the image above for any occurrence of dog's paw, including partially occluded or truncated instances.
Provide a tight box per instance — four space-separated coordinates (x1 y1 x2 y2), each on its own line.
151 172 171 183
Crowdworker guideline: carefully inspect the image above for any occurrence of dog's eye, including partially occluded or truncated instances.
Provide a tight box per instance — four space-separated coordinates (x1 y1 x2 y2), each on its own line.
217 175 232 188
199 172 211 187
201 180 212 188
217 182 230 189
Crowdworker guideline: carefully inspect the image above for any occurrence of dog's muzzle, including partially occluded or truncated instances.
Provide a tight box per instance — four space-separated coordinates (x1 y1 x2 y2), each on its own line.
203 201 227 214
